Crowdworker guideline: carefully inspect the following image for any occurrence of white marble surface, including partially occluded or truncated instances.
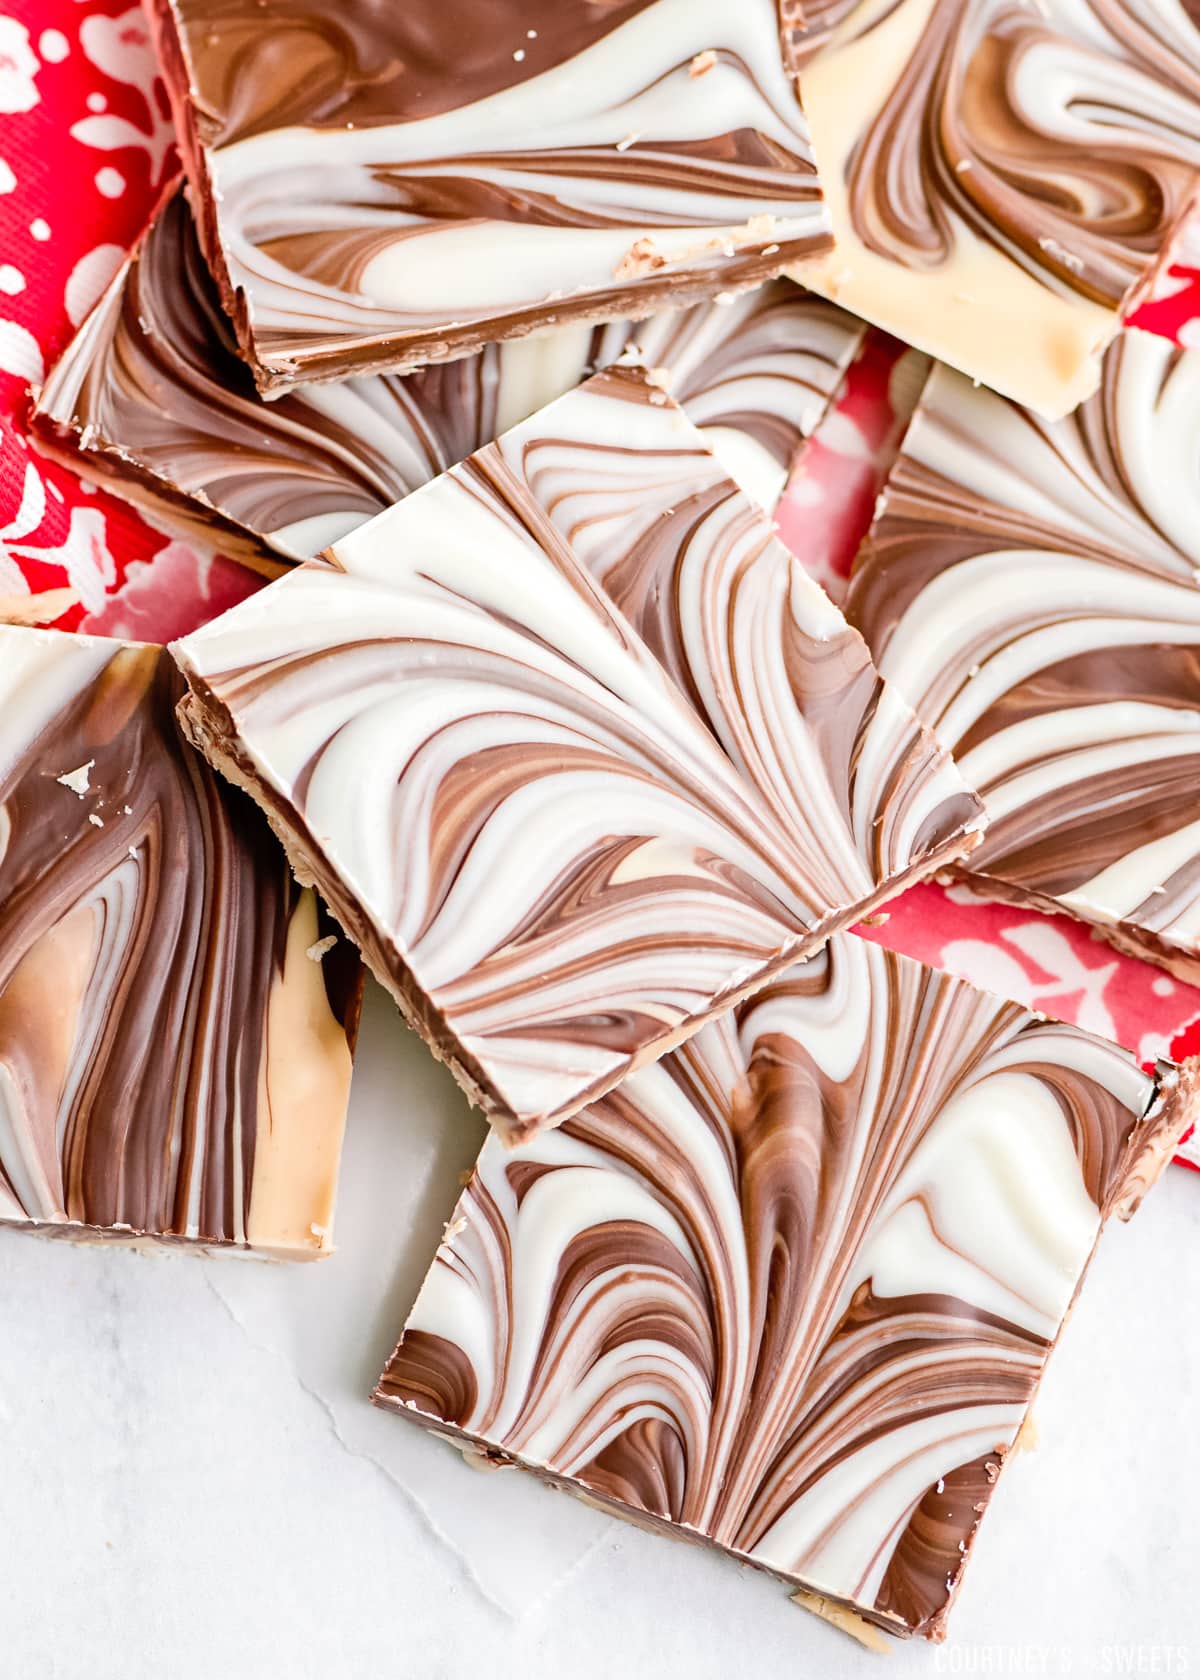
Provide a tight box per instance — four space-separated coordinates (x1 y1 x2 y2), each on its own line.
2 978 1197 1679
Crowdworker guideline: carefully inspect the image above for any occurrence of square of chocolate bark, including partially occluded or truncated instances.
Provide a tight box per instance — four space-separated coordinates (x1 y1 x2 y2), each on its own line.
145 0 834 394
846 327 1200 986
31 183 864 565
0 627 359 1256
790 0 1200 418
375 933 1196 1641
172 368 983 1141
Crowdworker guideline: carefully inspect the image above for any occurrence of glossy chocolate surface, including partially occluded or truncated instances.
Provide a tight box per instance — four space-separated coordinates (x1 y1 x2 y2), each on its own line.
0 628 358 1254
378 935 1195 1638
174 370 982 1139
147 0 833 390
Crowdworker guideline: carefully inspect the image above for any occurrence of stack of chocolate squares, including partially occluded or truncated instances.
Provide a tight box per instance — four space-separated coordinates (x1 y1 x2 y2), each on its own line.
10 0 1200 1645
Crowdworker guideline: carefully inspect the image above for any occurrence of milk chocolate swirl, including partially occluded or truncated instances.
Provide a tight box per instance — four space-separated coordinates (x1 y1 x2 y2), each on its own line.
174 369 981 1140
846 328 1200 983
784 0 862 59
32 183 864 564
842 0 1200 308
147 0 833 390
376 935 1190 1639
483 376 981 890
791 0 1200 415
0 628 358 1253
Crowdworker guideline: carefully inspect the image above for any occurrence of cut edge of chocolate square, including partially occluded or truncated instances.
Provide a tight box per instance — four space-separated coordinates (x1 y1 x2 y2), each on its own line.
172 365 986 1141
0 625 362 1259
177 677 984 1143
30 179 866 571
144 0 836 395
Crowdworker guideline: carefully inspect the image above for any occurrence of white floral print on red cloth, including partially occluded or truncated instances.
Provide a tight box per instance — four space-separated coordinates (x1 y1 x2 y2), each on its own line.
777 329 927 606
0 0 260 636
1126 210 1200 348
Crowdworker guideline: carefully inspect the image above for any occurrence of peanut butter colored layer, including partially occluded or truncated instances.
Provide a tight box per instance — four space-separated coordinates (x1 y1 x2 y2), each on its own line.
791 0 1200 418
173 368 983 1142
375 935 1198 1640
847 327 1200 986
31 183 864 565
0 627 359 1257
144 0 833 394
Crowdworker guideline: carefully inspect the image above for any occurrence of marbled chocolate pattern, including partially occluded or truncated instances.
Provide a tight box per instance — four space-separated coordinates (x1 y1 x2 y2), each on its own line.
844 0 1200 308
174 370 981 1140
793 0 1200 416
846 329 1200 983
148 0 832 390
377 936 1184 1639
491 374 979 895
32 185 863 561
0 629 357 1253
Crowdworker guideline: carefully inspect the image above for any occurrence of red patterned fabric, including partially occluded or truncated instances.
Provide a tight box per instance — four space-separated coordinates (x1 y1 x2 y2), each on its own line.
3 0 1199 1160
0 0 258 633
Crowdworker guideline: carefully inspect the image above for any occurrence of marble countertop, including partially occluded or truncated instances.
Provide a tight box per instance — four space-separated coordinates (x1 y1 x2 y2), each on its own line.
4 980 1196 1679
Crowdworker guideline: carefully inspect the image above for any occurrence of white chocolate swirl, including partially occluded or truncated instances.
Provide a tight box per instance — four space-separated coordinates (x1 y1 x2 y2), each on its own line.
847 328 1200 981
152 0 832 390
33 186 864 562
377 935 1180 1639
0 628 357 1255
792 0 1200 416
174 370 981 1139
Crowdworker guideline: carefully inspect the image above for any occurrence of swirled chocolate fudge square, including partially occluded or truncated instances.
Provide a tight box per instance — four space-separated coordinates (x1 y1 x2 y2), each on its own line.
847 327 1200 986
173 368 983 1142
375 934 1197 1640
790 0 1200 418
31 182 864 566
0 627 359 1257
144 0 833 395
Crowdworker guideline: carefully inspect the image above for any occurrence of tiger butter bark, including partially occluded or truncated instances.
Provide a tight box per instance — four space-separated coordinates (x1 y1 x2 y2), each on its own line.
145 0 833 393
32 183 864 564
847 328 1200 985
173 369 982 1141
377 935 1197 1639
791 0 1200 417
0 627 359 1256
